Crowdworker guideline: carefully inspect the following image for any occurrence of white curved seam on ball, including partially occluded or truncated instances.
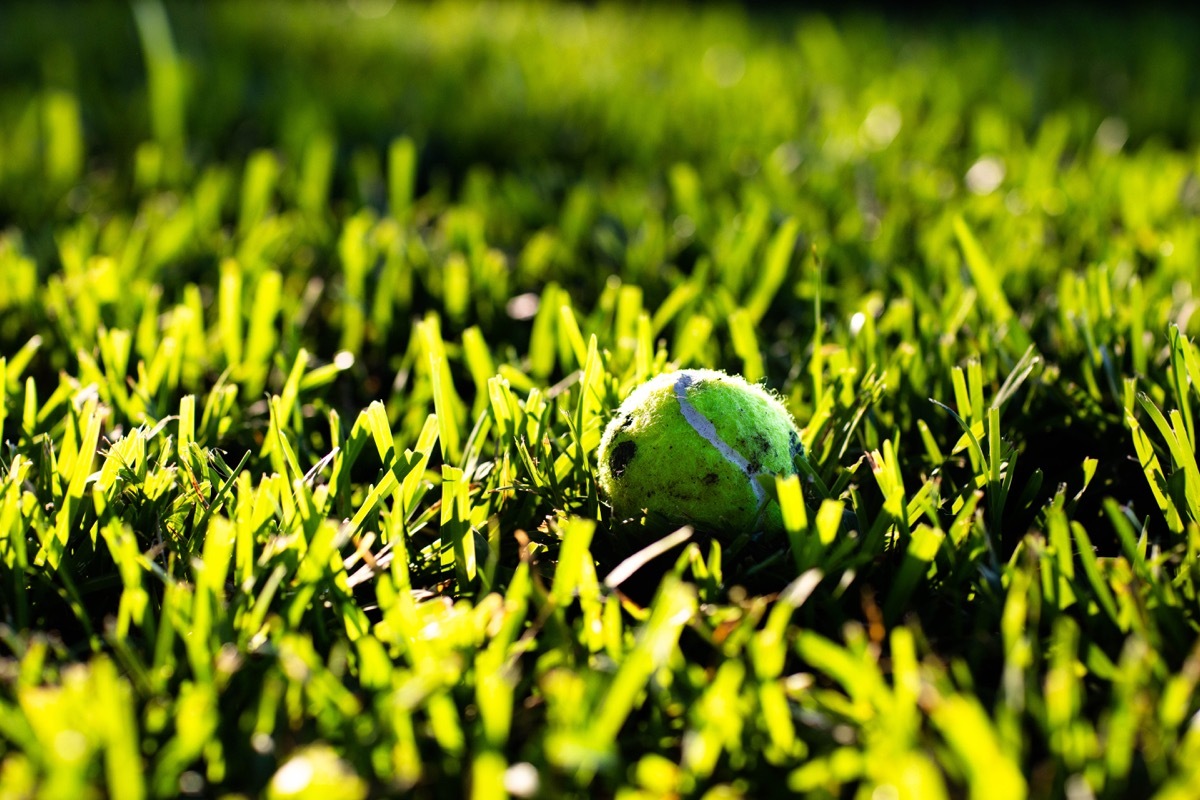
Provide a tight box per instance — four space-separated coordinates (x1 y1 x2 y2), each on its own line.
673 373 768 507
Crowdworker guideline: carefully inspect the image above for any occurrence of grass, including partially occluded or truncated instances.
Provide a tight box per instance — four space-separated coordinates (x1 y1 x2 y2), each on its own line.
3 1 1200 797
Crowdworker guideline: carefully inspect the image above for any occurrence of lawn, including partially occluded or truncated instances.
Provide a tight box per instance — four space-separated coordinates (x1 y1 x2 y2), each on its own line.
2 1 1200 798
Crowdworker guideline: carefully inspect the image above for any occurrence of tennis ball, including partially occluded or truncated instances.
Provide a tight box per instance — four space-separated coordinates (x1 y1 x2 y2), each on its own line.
597 369 805 536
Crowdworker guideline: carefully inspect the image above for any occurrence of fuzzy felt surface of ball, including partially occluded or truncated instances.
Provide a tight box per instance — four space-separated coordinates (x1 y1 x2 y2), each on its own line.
597 369 805 536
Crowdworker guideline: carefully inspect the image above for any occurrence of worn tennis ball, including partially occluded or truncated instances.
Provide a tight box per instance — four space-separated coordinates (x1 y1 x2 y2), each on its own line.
597 369 805 536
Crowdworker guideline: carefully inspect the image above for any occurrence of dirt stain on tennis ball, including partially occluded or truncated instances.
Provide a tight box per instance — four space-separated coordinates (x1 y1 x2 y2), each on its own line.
609 440 637 478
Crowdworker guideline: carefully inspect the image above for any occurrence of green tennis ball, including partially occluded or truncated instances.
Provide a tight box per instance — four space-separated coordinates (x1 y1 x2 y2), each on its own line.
597 369 805 537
